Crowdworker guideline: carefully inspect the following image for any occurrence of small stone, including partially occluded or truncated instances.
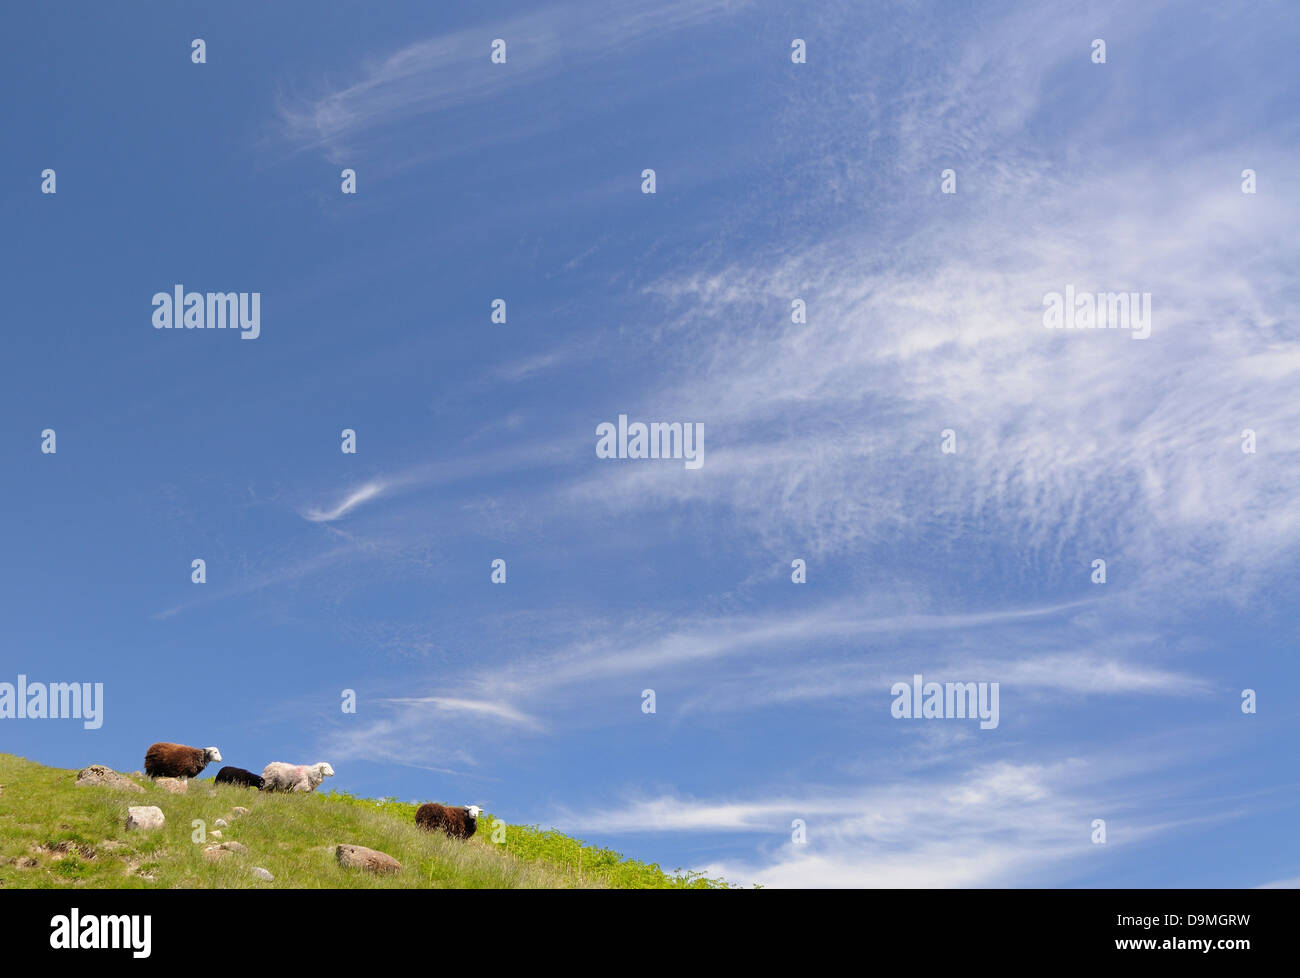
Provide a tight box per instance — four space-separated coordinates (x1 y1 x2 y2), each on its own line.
125 806 165 831
202 839 247 862
336 844 401 875
232 807 249 817
213 818 228 828
155 777 188 794
251 867 274 881
210 830 222 839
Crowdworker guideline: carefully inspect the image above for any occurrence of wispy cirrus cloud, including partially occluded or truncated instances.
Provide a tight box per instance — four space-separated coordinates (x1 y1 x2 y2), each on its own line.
319 595 1210 768
151 541 368 620
278 0 750 166
249 0 1300 887
675 650 1213 718
1257 876 1300 889
302 480 388 522
470 600 1101 699
380 695 543 731
558 157 1300 600
554 751 1243 888
317 691 542 775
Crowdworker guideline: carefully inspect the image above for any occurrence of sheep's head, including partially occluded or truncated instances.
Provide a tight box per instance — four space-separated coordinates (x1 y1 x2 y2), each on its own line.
205 747 223 763
316 763 335 778
465 805 482 820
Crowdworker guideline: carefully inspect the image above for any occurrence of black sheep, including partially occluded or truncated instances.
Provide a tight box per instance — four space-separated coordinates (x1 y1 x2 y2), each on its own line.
214 765 265 789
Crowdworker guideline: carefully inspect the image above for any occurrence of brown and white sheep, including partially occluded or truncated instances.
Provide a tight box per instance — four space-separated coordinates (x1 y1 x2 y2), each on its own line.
143 742 222 779
260 761 334 793
415 803 482 840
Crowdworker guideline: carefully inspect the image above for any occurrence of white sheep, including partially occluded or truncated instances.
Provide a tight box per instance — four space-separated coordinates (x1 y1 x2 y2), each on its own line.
260 761 335 793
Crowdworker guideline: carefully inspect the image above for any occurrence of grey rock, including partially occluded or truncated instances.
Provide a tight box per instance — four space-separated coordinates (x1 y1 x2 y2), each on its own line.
76 765 145 793
125 806 165 831
336 844 401 875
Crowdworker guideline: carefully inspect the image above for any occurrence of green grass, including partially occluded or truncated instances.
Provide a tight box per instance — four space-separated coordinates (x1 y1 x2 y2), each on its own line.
0 754 730 889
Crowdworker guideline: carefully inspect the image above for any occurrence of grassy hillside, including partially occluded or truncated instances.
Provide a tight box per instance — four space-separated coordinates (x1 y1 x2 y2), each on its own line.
0 754 729 889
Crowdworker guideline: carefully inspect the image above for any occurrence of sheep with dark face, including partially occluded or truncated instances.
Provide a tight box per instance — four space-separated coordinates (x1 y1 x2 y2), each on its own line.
214 766 265 789
143 742 222 779
261 761 334 793
415 803 482 840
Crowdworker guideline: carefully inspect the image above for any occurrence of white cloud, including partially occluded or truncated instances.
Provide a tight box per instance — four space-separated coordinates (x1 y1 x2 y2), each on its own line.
278 0 750 164
258 0 1295 888
555 757 1217 888
560 157 1300 607
381 695 543 730
315 690 545 771
302 480 388 522
471 600 1100 699
1257 876 1300 889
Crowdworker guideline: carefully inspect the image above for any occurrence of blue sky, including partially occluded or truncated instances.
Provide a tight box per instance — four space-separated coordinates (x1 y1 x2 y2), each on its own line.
2 0 1298 887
